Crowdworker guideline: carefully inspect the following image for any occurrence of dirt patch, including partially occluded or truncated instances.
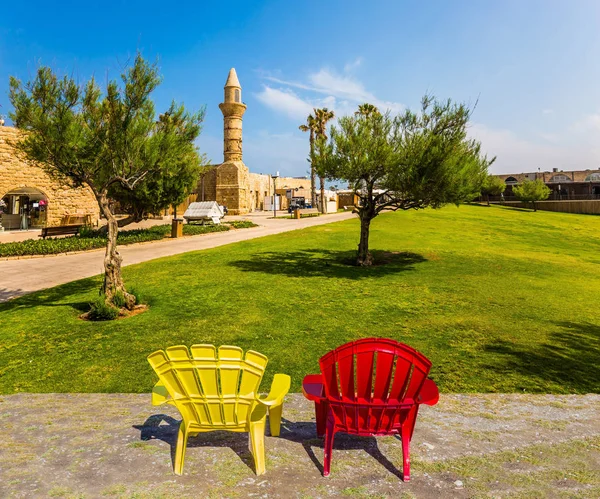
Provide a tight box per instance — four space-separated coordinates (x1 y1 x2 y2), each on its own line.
0 393 598 498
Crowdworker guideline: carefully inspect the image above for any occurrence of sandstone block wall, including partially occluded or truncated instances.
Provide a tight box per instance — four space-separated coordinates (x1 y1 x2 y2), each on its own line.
0 126 99 227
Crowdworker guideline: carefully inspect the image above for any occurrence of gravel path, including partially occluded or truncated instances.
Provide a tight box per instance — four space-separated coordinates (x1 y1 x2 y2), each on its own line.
0 393 598 498
0 212 355 302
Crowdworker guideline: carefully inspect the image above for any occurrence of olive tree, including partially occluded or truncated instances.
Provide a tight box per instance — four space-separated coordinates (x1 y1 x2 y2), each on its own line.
9 54 205 308
314 98 492 266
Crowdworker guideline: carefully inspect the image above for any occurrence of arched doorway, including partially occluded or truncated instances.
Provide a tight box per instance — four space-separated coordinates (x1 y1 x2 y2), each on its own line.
1 187 48 230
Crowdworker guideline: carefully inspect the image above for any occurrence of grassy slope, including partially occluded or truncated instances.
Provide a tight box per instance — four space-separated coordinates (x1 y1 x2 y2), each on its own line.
1 205 599 394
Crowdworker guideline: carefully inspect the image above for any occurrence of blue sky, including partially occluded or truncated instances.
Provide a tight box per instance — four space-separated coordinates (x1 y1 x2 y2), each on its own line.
2 0 599 176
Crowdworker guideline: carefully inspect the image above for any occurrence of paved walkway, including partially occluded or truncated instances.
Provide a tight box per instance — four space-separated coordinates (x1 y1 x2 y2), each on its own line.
0 212 355 302
0 393 598 498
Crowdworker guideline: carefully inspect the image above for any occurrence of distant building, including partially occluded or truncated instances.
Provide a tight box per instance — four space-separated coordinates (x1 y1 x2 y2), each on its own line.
493 168 600 200
0 126 99 230
193 69 317 214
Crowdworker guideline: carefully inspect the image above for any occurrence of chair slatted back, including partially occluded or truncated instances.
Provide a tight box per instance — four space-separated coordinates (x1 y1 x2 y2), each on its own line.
319 338 432 434
148 344 268 428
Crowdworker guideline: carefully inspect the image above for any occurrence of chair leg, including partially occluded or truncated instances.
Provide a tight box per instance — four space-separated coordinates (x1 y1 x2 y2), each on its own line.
401 407 417 482
323 415 336 477
315 401 327 437
268 403 283 437
249 416 267 475
174 423 188 476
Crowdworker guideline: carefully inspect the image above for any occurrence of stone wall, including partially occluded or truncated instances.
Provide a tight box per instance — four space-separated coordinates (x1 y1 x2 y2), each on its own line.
0 126 99 227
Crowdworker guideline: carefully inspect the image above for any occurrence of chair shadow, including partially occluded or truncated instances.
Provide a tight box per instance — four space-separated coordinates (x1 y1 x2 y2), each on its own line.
277 418 404 480
134 415 404 479
133 415 255 473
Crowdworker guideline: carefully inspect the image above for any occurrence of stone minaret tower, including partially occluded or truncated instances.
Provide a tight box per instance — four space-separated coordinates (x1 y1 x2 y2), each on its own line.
214 68 251 215
218 68 246 162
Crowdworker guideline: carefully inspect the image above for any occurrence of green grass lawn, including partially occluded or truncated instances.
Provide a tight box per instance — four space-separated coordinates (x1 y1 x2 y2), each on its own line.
1 205 599 394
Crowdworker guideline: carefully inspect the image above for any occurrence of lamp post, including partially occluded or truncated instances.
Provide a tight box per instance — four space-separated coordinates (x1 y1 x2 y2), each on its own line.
272 171 279 218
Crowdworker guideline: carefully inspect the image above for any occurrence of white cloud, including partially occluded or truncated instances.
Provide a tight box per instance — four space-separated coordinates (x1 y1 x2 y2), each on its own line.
257 62 404 120
255 87 313 120
542 109 554 115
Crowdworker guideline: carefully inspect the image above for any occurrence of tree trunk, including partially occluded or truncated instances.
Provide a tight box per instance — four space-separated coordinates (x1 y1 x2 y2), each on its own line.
98 192 136 309
310 130 317 208
487 194 490 206
533 201 537 212
357 214 373 266
320 176 326 213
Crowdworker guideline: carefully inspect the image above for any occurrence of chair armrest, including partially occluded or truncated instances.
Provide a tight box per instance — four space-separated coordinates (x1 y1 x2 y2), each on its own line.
151 381 172 406
302 373 325 402
258 374 291 407
417 378 439 406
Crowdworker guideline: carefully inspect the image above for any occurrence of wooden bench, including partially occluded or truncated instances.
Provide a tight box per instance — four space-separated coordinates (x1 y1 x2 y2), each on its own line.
39 224 83 239
297 208 320 218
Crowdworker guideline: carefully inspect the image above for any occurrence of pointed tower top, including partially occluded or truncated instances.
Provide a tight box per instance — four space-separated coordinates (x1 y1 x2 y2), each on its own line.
225 68 241 88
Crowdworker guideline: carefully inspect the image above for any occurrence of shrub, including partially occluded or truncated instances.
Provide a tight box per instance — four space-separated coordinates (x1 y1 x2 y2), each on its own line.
128 287 143 306
112 289 126 309
88 294 119 321
225 220 258 229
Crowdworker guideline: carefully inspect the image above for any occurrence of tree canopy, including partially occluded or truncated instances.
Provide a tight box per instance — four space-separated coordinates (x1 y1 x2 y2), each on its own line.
512 179 550 211
481 174 506 205
313 97 493 265
9 53 205 310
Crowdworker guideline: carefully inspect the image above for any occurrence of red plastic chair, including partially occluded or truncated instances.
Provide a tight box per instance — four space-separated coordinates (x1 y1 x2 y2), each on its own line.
302 338 439 481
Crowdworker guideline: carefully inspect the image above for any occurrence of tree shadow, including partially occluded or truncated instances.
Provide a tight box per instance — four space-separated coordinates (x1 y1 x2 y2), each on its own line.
483 321 600 392
277 418 404 479
493 205 534 213
229 249 427 280
133 414 256 473
0 279 99 314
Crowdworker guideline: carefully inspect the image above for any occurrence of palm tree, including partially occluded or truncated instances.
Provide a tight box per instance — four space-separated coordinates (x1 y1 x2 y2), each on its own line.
299 114 318 208
313 107 335 213
355 103 380 118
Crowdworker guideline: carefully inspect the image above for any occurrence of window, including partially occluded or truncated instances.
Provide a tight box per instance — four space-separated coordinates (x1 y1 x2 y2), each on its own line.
549 174 571 183
585 173 600 182
234 89 240 103
505 176 518 184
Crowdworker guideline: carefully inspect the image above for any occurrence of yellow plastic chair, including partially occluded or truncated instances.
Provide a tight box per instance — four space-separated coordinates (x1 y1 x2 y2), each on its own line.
147 344 290 476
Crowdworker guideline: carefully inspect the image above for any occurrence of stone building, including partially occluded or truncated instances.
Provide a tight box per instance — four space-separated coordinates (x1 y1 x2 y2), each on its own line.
494 168 600 200
194 69 312 214
0 126 99 230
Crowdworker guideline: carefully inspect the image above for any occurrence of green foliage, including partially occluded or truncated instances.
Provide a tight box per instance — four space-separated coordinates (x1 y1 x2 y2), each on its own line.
109 103 210 225
316 98 492 208
0 222 256 257
128 287 143 306
225 220 259 229
313 97 493 264
8 53 206 294
513 179 551 211
88 294 119 321
181 224 230 236
1 206 599 394
481 175 506 197
112 289 126 309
